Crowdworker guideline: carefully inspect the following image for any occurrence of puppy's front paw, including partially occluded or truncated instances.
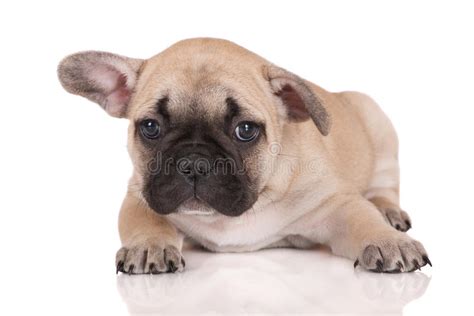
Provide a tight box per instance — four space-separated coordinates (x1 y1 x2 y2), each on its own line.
354 232 431 273
115 243 185 275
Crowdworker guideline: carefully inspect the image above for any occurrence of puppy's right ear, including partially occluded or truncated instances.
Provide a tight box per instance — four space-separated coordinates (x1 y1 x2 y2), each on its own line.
57 51 144 118
264 65 331 136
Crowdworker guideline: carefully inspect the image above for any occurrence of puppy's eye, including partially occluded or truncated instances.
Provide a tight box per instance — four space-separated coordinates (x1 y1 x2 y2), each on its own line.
235 121 260 142
140 119 161 139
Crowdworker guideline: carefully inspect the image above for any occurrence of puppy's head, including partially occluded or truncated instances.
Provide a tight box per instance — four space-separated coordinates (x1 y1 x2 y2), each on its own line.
58 38 330 217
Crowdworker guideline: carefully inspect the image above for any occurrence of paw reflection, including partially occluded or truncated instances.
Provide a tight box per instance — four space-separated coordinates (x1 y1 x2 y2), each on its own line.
117 245 431 314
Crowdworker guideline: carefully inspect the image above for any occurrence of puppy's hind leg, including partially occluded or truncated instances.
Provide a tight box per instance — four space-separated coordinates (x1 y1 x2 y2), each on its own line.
365 156 411 232
344 91 412 231
368 194 411 232
309 193 430 272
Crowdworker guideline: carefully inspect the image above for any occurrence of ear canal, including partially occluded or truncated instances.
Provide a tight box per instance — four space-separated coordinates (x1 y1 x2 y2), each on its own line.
264 65 331 136
57 51 144 118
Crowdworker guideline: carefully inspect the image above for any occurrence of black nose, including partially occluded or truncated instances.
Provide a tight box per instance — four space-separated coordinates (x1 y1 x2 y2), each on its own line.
177 154 211 182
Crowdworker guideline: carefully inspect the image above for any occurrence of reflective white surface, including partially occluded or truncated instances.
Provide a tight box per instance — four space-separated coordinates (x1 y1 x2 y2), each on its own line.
117 245 431 315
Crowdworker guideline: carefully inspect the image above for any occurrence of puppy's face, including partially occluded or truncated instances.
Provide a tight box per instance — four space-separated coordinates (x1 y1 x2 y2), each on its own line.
129 82 267 217
58 38 330 217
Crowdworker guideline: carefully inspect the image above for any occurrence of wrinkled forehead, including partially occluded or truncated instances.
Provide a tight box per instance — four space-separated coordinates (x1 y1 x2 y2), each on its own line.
128 62 267 123
164 84 235 123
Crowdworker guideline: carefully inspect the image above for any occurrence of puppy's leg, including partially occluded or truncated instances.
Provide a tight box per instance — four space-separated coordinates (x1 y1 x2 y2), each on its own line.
344 92 411 231
368 193 411 232
365 155 411 232
116 192 185 275
310 194 430 272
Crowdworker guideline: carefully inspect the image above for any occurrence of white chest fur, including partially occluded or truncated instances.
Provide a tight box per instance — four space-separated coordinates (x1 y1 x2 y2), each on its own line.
166 191 325 252
167 206 286 252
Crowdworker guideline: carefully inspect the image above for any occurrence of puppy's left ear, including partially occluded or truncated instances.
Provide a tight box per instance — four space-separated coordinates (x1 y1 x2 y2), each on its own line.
264 65 331 136
58 51 144 118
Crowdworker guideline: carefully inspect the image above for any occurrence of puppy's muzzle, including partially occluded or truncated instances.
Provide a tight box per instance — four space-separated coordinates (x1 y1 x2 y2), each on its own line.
143 141 256 217
177 153 212 186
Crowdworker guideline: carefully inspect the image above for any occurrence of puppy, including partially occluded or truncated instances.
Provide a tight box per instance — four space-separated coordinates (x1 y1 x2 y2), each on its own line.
58 38 430 274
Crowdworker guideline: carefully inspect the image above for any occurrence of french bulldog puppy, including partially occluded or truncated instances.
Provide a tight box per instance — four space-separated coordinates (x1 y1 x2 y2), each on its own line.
58 38 430 274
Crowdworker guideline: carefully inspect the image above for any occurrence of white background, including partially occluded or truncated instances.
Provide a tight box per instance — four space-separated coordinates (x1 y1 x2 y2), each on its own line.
1 0 473 315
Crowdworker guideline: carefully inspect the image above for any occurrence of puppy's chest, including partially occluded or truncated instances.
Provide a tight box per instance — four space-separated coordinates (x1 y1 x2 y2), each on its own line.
167 208 293 252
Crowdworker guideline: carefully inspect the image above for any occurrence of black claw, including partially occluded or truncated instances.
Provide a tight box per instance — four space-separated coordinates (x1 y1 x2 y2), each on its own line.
405 220 412 229
422 255 432 267
397 261 404 271
395 224 401 231
413 259 421 271
181 257 186 268
168 261 177 273
376 259 384 272
149 263 156 274
128 264 135 275
353 259 359 269
116 261 124 274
